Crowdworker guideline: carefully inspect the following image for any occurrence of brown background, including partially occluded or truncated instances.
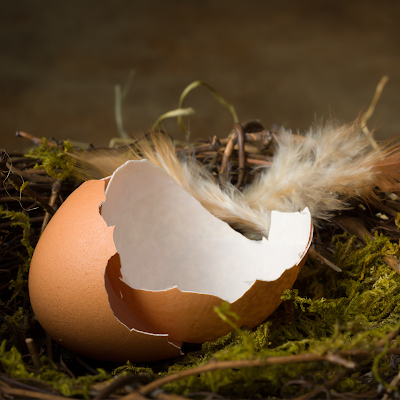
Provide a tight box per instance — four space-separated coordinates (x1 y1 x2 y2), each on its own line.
1 0 399 153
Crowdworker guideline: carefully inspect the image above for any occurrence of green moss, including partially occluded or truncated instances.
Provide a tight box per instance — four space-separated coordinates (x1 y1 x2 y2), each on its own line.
112 233 400 398
25 138 75 180
112 361 154 376
0 206 33 302
3 197 400 397
0 340 110 399
395 212 400 229
0 307 26 341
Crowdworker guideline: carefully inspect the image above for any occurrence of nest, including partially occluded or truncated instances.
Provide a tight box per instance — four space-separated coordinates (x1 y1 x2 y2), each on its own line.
2 78 400 399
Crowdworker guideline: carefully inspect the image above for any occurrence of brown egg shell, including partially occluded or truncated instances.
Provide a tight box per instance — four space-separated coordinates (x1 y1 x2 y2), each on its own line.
106 251 309 345
102 159 313 345
30 159 313 361
28 179 181 362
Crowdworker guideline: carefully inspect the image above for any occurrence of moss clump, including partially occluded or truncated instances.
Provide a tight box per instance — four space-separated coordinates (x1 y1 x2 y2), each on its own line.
0 340 110 399
25 138 75 180
0 207 34 303
113 233 400 398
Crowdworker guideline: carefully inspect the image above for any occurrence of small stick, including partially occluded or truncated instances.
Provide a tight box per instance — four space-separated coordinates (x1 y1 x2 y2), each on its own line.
155 392 190 400
25 338 42 370
0 151 56 215
93 373 153 400
383 255 400 275
376 327 400 348
0 171 56 215
246 158 272 166
0 385 79 400
245 152 273 161
0 216 44 229
74 356 99 375
16 131 58 147
234 123 246 188
219 130 274 146
41 180 61 232
179 136 223 155
219 132 236 176
0 196 51 203
382 369 400 400
333 216 372 244
308 247 342 272
119 353 355 399
16 130 45 146
292 368 353 400
6 163 55 184
370 198 398 218
59 354 75 379
360 75 389 149
334 216 400 275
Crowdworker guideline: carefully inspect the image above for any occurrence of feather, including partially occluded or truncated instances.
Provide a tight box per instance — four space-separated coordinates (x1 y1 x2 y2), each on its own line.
243 120 400 225
69 121 400 239
69 135 268 238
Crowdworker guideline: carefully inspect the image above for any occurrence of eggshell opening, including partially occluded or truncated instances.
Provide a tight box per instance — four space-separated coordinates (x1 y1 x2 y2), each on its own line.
102 160 312 344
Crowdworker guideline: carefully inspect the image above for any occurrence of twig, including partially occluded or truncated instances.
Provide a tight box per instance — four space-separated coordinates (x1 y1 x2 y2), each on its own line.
219 132 236 176
0 196 51 203
0 151 56 215
25 338 42 370
93 373 153 400
74 355 99 375
309 247 342 272
292 368 353 400
234 123 246 188
333 216 400 275
184 391 228 399
6 162 55 183
178 136 223 155
59 355 75 379
0 385 79 400
155 391 190 400
370 198 398 218
376 327 400 348
360 75 389 149
246 158 272 166
219 130 275 146
41 180 61 232
0 373 58 396
382 369 400 400
383 255 400 275
333 216 372 245
120 353 355 399
0 314 26 351
0 216 44 229
16 131 57 147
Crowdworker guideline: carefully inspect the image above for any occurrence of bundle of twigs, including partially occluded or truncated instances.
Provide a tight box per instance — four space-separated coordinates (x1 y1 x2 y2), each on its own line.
1 122 400 400
3 75 400 399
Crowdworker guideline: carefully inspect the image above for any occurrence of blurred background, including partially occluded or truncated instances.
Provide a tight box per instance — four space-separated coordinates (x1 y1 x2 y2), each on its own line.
1 0 399 152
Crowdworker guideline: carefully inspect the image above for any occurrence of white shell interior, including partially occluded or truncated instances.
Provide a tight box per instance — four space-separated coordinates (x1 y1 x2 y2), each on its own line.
101 160 312 303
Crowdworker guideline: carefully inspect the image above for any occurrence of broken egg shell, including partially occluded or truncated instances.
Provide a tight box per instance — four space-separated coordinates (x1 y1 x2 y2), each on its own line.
29 157 312 361
28 179 181 362
102 160 313 344
106 253 308 344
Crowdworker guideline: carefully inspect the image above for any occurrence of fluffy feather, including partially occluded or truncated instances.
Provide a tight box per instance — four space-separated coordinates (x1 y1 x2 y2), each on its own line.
69 121 400 239
244 121 400 222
